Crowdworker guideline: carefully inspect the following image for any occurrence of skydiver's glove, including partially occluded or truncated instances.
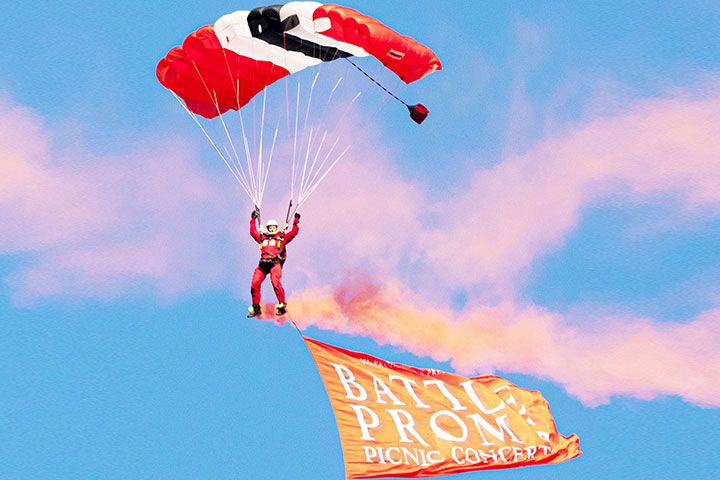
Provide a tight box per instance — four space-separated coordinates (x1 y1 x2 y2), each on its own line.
294 212 301 220
251 209 260 219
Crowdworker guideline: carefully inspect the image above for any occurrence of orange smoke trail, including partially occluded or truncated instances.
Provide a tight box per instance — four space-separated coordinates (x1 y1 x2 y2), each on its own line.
284 276 720 408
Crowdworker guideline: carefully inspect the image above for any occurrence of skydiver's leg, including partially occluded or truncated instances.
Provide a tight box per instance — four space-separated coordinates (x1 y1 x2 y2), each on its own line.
270 263 286 304
251 265 267 305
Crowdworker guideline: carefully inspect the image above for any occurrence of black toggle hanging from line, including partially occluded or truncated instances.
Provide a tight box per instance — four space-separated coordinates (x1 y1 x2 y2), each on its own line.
344 58 430 125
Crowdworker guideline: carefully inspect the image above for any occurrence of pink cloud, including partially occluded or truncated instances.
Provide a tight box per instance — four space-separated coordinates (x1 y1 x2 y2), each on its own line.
0 101 109 251
0 98 243 303
417 89 720 295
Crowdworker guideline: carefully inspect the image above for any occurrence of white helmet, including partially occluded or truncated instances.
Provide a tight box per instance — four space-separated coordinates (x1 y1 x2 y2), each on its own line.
265 219 279 231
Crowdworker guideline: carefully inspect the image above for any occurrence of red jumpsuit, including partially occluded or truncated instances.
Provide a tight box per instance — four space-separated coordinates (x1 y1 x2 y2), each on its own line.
250 215 300 305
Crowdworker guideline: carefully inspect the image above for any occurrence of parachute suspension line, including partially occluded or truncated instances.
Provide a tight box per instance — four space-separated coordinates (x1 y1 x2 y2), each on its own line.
304 144 352 204
170 93 254 202
228 90 251 184
219 52 242 176
299 130 328 200
250 33 257 184
284 78 292 145
330 77 344 102
344 58 409 108
282 35 303 223
301 136 340 198
298 127 315 201
211 91 252 197
220 50 255 196
221 145 254 195
310 70 344 139
331 90 364 134
188 58 260 204
298 71 321 171
284 78 292 186
282 31 297 212
296 70 347 204
309 130 329 180
298 144 352 209
234 79 256 194
252 55 276 189
283 32 293 149
304 70 321 131
296 71 341 199
256 40 282 209
255 39 279 209
259 125 279 208
283 78 293 211
237 102 259 204
294 87 363 209
255 88 268 208
294 70 329 209
301 66 350 200
222 145 253 197
290 83 301 206
252 105 257 193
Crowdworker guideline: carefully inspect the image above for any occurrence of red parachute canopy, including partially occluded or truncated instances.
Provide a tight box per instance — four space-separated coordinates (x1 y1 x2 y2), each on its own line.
156 2 442 119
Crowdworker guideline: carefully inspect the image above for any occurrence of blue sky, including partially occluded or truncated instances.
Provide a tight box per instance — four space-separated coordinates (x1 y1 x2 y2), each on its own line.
2 1 720 479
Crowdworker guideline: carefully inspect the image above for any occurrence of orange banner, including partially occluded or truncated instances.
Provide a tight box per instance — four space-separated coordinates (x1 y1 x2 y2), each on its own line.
305 337 581 479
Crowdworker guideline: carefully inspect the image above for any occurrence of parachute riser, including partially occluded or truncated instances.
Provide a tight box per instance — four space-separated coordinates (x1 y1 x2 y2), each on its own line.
284 200 293 228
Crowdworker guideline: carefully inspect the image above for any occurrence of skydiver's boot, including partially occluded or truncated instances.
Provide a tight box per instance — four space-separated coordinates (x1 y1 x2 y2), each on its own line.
247 304 261 318
275 302 287 316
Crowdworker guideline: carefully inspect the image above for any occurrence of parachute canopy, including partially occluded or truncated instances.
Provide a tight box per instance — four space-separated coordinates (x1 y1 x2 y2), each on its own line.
156 2 442 119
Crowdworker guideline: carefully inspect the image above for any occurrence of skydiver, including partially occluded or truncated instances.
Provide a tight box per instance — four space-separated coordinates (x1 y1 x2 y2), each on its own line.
247 208 301 318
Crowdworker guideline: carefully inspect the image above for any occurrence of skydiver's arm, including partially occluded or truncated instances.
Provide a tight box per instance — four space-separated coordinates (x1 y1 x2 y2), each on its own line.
250 213 262 243
284 213 301 244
